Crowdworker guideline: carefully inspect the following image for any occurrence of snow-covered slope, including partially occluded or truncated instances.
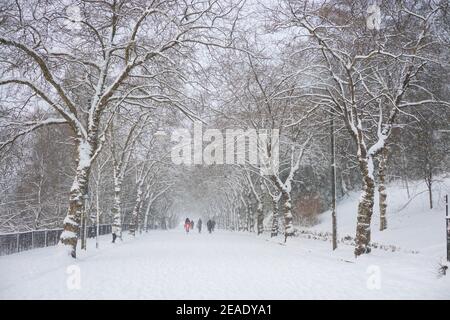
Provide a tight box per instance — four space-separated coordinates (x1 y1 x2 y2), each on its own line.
309 176 450 257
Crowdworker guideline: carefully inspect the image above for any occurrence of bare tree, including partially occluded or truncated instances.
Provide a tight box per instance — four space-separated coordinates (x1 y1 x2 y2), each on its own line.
0 0 242 257
273 0 449 255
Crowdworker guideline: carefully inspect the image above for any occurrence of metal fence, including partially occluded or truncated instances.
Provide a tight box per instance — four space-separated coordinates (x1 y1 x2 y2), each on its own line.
0 224 134 256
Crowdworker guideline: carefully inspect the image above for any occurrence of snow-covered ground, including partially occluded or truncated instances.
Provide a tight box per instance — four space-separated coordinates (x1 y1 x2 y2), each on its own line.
0 178 449 299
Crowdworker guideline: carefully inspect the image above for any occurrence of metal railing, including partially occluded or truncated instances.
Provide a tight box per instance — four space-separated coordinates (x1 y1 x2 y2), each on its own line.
0 224 135 256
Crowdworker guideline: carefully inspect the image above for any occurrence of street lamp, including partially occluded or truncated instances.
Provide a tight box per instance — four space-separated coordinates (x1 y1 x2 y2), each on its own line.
434 129 450 262
330 117 337 251
95 192 100 249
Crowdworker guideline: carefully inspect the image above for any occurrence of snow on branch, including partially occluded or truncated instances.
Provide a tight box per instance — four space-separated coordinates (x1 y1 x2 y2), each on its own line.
0 118 68 153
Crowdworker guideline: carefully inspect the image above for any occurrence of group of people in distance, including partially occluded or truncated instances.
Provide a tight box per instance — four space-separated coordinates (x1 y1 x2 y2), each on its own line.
184 217 215 234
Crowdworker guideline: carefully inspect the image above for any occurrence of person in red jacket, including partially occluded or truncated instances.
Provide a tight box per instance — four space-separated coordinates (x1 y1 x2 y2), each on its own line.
184 218 191 233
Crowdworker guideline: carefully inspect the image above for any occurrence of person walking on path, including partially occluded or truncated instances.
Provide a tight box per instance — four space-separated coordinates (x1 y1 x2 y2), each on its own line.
207 219 212 233
112 225 120 243
184 218 191 234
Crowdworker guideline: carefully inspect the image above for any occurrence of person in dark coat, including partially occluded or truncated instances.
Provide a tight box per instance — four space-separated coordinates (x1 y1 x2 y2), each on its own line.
190 220 194 230
197 218 202 233
112 225 119 243
206 219 212 233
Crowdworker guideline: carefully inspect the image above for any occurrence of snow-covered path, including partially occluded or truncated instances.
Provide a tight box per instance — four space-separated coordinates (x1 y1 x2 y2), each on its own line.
0 229 449 299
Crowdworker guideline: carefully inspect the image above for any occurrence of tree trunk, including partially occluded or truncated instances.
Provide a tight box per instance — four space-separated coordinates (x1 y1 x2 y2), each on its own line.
60 140 92 258
246 202 252 232
238 207 245 231
248 192 254 232
378 148 388 231
354 156 376 257
428 182 433 209
401 153 410 198
256 202 264 235
34 177 43 230
129 183 144 236
144 198 152 232
427 174 433 209
236 207 240 231
111 174 122 240
270 196 279 237
281 189 294 242
243 206 249 231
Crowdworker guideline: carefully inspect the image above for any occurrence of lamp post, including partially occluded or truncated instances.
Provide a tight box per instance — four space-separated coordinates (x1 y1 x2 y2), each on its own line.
96 191 100 249
433 129 450 261
330 118 337 250
446 194 449 262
